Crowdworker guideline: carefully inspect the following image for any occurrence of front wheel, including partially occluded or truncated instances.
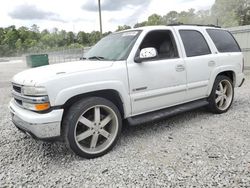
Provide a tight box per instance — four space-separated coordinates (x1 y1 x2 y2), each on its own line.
208 75 234 114
62 97 122 158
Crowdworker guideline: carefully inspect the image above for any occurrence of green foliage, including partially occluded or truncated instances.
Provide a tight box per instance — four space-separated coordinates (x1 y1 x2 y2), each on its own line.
134 0 250 28
77 31 89 45
0 25 103 57
134 21 147 28
116 25 131 31
0 0 249 57
237 0 250 25
162 11 179 25
147 14 163 26
88 31 101 45
211 0 240 27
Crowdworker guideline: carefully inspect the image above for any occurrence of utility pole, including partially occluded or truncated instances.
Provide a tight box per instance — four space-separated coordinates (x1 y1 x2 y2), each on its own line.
216 18 219 26
98 0 103 37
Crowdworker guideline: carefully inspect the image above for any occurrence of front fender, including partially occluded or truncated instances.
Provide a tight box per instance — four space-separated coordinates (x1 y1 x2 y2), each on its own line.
54 81 131 117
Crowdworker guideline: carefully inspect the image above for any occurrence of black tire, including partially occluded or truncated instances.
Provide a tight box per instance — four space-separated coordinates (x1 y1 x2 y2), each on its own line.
208 75 234 114
62 97 122 159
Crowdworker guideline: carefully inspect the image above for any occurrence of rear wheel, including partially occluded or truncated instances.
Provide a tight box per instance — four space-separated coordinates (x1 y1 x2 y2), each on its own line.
208 75 234 114
62 97 122 158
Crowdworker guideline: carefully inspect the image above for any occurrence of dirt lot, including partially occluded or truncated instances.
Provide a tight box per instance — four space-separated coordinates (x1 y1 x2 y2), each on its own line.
0 61 250 187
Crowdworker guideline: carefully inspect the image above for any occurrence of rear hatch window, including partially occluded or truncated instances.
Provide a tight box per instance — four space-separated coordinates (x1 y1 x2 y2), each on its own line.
206 29 241 53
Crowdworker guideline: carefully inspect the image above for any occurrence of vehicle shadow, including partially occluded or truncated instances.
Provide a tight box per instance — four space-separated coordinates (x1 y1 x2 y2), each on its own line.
121 107 209 139
33 107 210 163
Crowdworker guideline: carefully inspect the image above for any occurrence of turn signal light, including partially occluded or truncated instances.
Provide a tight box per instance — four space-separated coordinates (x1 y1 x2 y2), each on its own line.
35 103 50 111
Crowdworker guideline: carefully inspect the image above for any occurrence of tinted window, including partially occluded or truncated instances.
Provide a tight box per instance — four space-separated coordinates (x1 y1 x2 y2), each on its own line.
139 30 179 60
207 29 241 53
179 30 211 57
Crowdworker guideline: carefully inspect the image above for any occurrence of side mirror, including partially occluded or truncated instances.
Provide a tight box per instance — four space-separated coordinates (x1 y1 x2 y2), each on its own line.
134 47 158 63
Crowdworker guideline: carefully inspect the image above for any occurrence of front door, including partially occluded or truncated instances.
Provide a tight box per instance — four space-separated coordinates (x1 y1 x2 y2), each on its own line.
127 29 187 115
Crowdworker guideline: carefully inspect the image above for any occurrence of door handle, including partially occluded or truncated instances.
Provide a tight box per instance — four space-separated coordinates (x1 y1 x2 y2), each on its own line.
176 64 185 72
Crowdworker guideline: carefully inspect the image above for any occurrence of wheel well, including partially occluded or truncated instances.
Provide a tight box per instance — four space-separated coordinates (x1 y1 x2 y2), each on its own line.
217 71 235 86
62 90 125 118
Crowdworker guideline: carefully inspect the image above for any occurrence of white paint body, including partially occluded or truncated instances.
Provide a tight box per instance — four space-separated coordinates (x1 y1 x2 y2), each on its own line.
10 26 245 129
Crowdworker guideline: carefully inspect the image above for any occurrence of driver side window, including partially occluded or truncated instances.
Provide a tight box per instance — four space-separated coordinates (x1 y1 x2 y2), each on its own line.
139 30 179 60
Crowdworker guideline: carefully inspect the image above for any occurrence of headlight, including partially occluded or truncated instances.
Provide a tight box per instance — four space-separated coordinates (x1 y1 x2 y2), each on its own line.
22 86 47 96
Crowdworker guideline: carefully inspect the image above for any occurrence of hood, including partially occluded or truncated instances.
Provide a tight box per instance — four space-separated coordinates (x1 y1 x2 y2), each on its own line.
12 60 113 86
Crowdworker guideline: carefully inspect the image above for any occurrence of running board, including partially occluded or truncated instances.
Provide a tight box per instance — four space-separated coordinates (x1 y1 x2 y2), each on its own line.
127 99 209 126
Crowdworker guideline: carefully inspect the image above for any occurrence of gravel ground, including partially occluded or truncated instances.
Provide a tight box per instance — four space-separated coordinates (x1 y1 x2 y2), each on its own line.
0 61 250 187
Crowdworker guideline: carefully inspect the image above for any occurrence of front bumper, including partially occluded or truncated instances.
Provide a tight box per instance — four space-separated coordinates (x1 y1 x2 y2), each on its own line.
9 99 64 140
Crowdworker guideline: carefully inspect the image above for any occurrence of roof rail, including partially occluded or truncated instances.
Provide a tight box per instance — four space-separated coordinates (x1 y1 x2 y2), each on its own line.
168 23 221 28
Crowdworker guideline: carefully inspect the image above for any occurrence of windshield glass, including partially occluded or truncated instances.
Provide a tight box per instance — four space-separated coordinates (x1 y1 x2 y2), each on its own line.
85 30 141 61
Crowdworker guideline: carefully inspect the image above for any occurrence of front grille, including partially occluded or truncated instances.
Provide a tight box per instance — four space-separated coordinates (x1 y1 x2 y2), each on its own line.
12 83 24 108
13 84 22 94
15 99 22 106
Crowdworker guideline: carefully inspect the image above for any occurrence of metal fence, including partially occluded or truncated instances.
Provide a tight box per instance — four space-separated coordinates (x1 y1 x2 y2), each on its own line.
25 47 91 64
229 25 250 69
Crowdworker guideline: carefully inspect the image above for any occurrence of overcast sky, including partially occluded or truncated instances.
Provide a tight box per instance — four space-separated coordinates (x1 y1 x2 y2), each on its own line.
0 0 215 33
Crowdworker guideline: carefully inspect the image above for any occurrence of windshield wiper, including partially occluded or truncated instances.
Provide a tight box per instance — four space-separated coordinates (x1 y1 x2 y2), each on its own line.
87 56 105 61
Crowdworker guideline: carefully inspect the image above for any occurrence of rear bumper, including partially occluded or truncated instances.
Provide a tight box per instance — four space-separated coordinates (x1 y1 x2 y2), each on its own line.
239 78 245 87
9 99 64 140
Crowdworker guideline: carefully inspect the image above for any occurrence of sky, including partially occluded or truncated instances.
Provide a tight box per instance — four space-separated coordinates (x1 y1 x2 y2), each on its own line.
0 0 215 33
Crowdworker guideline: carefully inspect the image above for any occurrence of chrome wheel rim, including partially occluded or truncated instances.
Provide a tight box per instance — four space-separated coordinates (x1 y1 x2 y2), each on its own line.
215 80 233 111
74 105 119 154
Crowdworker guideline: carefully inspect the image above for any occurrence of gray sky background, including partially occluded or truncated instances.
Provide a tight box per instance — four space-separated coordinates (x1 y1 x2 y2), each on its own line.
1 0 215 32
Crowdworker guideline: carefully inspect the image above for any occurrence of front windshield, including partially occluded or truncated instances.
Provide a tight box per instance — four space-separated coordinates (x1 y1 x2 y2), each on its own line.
85 30 141 61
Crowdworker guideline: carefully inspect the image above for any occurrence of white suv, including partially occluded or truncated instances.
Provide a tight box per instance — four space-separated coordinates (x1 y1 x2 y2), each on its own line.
9 25 245 158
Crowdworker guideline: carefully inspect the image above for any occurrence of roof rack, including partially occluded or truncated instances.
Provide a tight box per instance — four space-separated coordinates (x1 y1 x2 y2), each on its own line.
168 23 221 28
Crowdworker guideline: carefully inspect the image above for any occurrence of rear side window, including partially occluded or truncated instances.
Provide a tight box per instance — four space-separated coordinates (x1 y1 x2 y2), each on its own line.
179 30 211 57
207 29 241 53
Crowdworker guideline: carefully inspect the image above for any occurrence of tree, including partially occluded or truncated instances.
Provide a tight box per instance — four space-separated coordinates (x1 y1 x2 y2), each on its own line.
195 10 213 25
178 9 196 24
30 24 39 33
0 28 5 45
103 31 112 37
211 0 240 27
57 30 67 47
162 11 179 25
0 0 249 57
3 26 19 55
147 14 163 26
77 31 87 45
66 31 75 46
116 25 131 31
134 21 147 28
41 29 49 36
237 0 250 25
88 31 101 45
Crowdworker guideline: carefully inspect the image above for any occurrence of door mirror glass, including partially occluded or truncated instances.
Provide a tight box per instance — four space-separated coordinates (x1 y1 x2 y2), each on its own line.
135 47 158 63
140 47 158 59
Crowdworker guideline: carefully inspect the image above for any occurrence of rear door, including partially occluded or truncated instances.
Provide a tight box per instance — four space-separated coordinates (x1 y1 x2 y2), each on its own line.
206 28 243 73
176 28 217 101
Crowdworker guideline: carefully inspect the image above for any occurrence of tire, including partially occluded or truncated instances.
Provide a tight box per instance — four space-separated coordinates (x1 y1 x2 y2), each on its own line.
62 97 122 159
208 75 234 114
